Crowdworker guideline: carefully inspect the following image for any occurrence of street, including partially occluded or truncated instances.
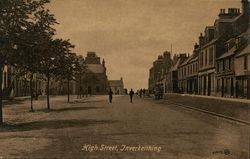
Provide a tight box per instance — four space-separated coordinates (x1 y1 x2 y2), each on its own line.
0 95 248 159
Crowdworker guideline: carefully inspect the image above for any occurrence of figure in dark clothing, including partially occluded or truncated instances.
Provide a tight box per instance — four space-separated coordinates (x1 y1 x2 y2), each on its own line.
142 89 146 97
108 89 113 103
139 89 143 98
129 89 135 103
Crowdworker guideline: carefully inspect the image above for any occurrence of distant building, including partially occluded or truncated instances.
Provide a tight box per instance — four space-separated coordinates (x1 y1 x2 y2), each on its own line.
1 66 45 98
108 78 125 95
165 54 187 93
178 45 199 94
148 51 172 93
83 52 109 95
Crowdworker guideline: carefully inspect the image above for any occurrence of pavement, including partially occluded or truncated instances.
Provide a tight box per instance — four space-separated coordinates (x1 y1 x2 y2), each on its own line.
0 95 249 159
163 93 250 122
164 93 250 104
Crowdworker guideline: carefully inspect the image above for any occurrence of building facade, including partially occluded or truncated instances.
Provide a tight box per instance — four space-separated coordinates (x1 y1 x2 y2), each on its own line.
148 51 172 93
234 30 250 99
108 78 125 95
83 52 109 95
165 54 188 93
148 0 250 100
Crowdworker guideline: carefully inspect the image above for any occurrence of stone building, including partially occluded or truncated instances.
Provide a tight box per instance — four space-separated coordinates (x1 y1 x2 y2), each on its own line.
198 0 249 96
177 53 192 94
148 51 172 93
234 29 250 99
178 45 199 94
1 66 45 98
215 0 250 99
108 78 125 95
165 54 187 93
83 52 109 95
1 66 14 99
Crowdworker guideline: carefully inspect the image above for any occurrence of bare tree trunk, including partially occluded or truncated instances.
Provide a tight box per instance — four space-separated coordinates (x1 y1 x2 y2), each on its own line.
29 74 34 112
46 74 50 109
0 66 3 124
67 77 70 103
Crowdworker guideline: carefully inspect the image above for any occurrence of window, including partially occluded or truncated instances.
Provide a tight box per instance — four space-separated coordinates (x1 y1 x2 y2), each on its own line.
228 58 231 70
244 56 248 70
209 47 214 65
217 79 221 92
217 63 220 72
205 50 208 65
3 72 7 89
223 60 225 71
200 52 203 67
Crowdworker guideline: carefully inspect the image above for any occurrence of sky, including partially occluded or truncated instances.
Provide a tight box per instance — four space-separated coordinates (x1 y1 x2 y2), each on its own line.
47 0 241 90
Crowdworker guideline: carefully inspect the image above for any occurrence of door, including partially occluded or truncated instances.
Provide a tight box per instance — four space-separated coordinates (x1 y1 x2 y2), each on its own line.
88 86 92 95
204 76 207 95
247 79 250 99
231 78 234 97
221 78 224 97
208 74 211 96
235 81 239 98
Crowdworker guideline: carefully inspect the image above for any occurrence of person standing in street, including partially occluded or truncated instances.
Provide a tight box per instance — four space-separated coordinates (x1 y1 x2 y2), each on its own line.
129 89 135 103
108 89 113 103
139 89 143 98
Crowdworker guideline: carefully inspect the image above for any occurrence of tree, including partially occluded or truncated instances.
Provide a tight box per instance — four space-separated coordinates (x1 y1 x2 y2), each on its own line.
54 44 77 103
0 0 51 123
74 55 86 98
38 39 74 109
6 1 57 112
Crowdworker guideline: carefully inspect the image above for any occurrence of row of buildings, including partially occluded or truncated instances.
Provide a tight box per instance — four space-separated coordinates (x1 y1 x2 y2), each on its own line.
148 0 250 100
1 52 125 99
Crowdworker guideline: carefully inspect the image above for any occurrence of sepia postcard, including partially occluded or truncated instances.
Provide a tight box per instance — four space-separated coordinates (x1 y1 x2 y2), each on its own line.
0 0 249 159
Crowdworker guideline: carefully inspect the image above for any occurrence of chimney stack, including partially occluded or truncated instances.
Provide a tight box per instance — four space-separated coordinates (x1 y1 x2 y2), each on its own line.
242 0 250 15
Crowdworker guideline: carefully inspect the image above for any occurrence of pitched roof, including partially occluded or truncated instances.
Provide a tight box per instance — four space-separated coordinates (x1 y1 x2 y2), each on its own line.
109 80 123 87
235 44 250 58
170 59 181 71
217 46 237 60
86 64 105 74
179 53 198 67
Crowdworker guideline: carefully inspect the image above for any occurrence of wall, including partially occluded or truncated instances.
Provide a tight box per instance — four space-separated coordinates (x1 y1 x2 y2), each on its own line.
235 54 250 76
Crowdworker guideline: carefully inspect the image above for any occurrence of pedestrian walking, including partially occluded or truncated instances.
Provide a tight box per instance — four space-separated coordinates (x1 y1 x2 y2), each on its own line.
108 89 113 103
142 89 146 97
129 89 135 103
139 89 143 98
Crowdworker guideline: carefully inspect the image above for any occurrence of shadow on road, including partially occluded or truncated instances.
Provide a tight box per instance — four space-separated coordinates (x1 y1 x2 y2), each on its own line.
72 100 104 104
36 106 104 113
3 98 30 106
0 119 117 132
